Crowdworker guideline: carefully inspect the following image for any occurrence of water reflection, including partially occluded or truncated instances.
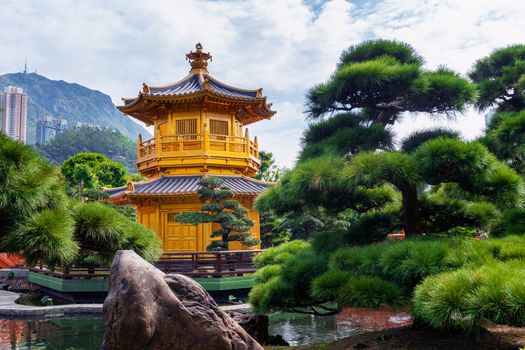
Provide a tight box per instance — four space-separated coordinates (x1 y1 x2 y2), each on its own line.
269 307 412 346
0 317 104 350
0 307 412 348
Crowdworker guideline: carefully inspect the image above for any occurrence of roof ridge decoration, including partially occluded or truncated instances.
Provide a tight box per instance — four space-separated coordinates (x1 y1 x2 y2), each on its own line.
186 43 212 73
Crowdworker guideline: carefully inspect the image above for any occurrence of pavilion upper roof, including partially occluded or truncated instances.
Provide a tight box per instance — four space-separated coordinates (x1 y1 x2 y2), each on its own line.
121 73 262 105
118 43 275 125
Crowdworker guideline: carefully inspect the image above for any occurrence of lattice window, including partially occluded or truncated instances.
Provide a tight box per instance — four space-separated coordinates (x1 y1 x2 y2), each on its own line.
176 119 197 135
210 119 229 136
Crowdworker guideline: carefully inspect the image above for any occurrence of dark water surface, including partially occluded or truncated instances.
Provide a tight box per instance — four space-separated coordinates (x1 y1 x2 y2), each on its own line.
0 317 104 350
269 307 412 346
0 308 411 348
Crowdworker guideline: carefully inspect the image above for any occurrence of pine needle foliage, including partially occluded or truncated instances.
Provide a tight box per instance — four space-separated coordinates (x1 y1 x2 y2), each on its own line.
413 259 525 332
72 202 161 265
469 44 525 112
6 208 79 268
176 176 258 251
306 39 476 122
400 128 460 153
0 133 161 266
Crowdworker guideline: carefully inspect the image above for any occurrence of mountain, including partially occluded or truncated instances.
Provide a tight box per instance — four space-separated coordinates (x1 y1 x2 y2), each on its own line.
0 72 150 144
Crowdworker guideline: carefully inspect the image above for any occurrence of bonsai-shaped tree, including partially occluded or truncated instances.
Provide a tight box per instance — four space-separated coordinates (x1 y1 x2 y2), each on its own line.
176 176 259 251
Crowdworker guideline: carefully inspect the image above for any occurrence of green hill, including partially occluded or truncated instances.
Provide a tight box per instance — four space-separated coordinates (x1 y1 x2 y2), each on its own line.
0 72 149 144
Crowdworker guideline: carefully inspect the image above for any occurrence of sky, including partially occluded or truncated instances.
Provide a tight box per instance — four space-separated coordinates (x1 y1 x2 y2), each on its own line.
0 0 524 167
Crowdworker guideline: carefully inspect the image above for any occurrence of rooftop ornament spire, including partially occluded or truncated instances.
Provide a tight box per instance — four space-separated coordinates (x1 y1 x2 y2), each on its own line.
186 43 212 74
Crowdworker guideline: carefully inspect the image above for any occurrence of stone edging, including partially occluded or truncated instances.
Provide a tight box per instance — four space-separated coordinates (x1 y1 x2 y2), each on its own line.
0 290 252 317
0 290 102 317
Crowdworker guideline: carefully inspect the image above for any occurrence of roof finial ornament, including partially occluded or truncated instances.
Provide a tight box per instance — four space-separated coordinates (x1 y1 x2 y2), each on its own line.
186 43 212 73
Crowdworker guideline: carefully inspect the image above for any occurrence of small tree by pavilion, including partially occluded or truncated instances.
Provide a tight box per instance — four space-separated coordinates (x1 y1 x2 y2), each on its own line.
176 176 259 251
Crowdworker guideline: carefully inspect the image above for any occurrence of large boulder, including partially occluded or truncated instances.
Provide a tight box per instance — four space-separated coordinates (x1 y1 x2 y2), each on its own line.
229 311 289 346
101 250 263 350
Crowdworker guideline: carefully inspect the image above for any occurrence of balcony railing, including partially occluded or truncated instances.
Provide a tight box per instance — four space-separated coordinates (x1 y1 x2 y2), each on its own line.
138 132 259 162
154 250 261 277
29 250 262 280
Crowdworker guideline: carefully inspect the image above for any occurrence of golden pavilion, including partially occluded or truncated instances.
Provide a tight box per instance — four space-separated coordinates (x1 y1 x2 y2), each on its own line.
106 43 276 253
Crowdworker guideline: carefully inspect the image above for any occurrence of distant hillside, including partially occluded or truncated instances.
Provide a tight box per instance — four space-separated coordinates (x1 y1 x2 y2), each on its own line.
38 127 138 173
0 72 149 144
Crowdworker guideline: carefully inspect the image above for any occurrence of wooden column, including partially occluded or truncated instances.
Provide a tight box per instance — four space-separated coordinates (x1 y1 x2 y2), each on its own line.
244 128 250 156
203 123 209 153
154 117 160 157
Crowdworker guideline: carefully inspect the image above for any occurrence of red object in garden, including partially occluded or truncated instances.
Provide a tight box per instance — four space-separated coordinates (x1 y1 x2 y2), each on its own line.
0 253 25 268
387 229 406 240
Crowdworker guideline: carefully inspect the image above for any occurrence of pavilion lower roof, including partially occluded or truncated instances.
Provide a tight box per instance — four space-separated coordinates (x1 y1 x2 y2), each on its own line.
105 175 272 201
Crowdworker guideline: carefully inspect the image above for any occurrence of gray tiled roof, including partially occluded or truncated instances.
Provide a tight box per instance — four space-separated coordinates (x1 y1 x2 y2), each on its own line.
106 175 272 199
124 74 259 106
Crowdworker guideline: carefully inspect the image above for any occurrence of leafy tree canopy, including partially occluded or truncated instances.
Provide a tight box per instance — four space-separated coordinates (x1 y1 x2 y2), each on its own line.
254 151 282 182
469 44 525 112
37 127 138 173
62 152 127 190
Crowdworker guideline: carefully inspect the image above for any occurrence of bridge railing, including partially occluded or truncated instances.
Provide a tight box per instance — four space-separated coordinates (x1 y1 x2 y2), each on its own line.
29 250 262 280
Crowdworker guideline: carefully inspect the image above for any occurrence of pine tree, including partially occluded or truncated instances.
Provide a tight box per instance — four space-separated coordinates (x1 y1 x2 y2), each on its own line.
176 177 259 251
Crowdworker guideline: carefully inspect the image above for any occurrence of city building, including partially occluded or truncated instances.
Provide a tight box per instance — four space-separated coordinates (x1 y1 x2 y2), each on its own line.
105 44 276 253
35 115 68 145
69 120 102 130
0 86 28 143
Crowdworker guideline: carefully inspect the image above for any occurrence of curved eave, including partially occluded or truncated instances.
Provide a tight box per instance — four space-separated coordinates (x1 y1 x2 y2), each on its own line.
127 191 261 198
118 91 275 125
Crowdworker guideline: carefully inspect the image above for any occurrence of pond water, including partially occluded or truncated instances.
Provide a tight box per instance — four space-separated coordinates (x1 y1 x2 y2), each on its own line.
0 317 104 349
0 308 411 348
269 307 412 346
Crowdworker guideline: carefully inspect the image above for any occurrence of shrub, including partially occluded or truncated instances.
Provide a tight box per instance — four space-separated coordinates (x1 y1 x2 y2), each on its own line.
329 238 451 289
413 259 525 332
72 202 161 264
337 276 406 309
311 270 352 302
254 240 310 268
6 209 79 267
491 208 525 237
254 264 282 284
250 245 327 314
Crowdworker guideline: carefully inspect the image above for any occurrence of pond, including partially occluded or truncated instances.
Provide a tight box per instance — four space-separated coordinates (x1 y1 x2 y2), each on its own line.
0 308 411 348
269 307 412 346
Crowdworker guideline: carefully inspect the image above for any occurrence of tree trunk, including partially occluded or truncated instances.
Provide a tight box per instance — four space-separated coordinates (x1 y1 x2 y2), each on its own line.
401 186 422 236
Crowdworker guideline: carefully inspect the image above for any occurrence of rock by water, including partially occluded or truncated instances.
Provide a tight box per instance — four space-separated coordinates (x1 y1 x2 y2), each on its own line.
101 250 263 350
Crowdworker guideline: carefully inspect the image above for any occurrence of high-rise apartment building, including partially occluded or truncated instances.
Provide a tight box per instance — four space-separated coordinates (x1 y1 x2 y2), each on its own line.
35 115 68 145
0 86 28 143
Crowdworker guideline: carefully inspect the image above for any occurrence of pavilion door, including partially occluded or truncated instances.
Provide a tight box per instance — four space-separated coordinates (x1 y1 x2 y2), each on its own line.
164 212 198 252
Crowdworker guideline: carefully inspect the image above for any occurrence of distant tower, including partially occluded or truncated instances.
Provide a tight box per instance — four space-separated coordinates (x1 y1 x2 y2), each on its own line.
23 60 27 74
0 86 28 143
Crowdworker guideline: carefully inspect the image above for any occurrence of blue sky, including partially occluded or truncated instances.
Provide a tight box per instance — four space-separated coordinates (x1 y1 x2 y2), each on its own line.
0 0 524 167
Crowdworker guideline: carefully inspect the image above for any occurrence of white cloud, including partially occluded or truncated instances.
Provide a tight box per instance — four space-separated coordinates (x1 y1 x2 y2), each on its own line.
0 0 524 167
